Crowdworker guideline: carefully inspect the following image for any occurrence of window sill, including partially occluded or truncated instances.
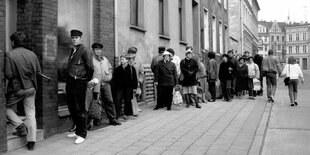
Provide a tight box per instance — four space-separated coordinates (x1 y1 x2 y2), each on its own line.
159 34 171 41
58 105 70 118
130 25 147 33
179 40 188 46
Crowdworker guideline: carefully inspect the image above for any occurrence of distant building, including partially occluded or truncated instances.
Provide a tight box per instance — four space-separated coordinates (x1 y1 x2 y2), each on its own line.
286 23 310 70
228 0 260 55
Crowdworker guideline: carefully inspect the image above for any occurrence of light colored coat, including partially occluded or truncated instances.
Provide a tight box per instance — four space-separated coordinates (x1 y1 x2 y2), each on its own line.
92 56 113 93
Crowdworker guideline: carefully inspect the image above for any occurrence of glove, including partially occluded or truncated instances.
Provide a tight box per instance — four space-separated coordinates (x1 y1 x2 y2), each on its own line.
93 92 99 100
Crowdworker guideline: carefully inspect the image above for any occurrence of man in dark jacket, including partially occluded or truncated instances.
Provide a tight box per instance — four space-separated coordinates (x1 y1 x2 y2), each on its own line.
228 50 238 97
154 51 178 110
66 30 94 144
254 50 264 96
219 54 235 101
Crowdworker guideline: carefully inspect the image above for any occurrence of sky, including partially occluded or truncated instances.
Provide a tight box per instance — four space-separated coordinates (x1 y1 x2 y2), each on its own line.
258 0 310 23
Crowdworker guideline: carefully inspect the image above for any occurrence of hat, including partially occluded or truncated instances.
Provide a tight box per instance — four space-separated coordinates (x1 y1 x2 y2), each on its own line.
185 50 192 55
163 51 172 57
127 47 137 54
222 54 229 58
92 43 103 49
70 29 83 37
238 57 245 62
158 46 166 53
167 48 175 55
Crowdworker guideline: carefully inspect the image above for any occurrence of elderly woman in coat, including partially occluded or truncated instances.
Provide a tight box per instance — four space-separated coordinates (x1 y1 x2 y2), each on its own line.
180 46 201 108
154 51 178 110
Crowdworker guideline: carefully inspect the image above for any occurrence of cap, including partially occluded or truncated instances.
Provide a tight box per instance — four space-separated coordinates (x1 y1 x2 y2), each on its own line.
167 48 175 55
70 29 83 37
222 54 229 58
185 50 192 55
127 47 137 54
163 51 172 57
158 46 166 53
91 43 103 49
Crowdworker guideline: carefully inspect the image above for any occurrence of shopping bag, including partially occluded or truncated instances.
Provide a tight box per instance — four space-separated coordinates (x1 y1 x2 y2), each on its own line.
253 78 261 91
88 99 102 120
173 91 183 105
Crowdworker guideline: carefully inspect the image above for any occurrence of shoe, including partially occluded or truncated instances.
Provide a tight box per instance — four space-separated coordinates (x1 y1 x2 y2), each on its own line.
208 99 215 102
87 124 93 131
133 114 138 117
196 105 201 109
186 104 190 108
153 107 159 110
13 123 28 137
167 107 171 111
67 133 78 138
27 141 35 151
69 125 76 132
137 108 142 112
94 120 101 126
270 97 275 103
75 136 85 144
294 101 298 106
290 104 295 107
109 120 121 126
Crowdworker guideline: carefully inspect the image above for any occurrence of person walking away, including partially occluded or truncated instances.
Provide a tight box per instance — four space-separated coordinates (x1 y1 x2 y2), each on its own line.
127 47 144 114
66 30 94 144
254 50 264 96
235 57 248 99
151 46 166 102
247 57 260 100
87 43 121 131
228 50 238 97
5 31 42 150
219 54 235 102
280 56 304 106
180 46 201 108
262 49 282 102
154 51 178 110
206 51 218 102
112 54 138 120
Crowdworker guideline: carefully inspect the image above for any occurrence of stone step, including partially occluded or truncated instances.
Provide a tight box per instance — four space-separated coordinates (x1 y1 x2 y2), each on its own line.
7 129 44 151
6 116 26 135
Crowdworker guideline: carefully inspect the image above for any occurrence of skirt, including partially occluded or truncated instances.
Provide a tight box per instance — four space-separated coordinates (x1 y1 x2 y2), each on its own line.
182 85 197 94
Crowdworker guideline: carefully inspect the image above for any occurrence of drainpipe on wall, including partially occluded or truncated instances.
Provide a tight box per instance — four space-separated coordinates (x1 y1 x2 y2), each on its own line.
114 0 118 66
240 0 244 54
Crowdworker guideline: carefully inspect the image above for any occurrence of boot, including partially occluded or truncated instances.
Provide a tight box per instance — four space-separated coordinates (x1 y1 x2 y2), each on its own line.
184 94 190 108
192 94 201 109
13 123 28 137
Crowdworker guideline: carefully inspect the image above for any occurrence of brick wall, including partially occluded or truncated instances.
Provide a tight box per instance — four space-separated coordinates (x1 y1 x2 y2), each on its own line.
100 0 115 68
17 0 58 138
0 0 7 153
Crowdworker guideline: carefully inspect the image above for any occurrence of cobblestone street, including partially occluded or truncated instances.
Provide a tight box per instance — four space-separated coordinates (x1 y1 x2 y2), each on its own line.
6 95 269 155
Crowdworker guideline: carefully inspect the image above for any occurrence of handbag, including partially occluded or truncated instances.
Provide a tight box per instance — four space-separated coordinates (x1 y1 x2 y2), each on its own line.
179 72 184 83
88 98 102 120
284 64 290 86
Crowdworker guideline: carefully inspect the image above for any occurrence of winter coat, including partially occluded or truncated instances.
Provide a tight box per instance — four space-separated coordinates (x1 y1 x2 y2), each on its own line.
180 58 199 86
219 61 235 81
155 60 178 86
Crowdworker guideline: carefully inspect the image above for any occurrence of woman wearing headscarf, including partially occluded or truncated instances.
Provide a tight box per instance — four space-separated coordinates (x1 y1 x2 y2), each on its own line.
236 57 248 99
281 56 304 106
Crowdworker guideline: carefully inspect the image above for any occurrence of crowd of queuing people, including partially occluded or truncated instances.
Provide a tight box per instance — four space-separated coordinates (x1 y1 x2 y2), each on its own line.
4 30 304 150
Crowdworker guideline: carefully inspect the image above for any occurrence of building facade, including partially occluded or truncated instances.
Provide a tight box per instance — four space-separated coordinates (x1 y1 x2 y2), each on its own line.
0 0 115 152
200 0 229 54
258 21 286 60
286 23 310 70
228 0 260 55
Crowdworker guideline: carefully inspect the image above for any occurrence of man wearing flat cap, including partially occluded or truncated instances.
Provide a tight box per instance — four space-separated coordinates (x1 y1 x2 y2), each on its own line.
87 43 121 130
151 46 165 101
66 29 94 144
127 47 144 114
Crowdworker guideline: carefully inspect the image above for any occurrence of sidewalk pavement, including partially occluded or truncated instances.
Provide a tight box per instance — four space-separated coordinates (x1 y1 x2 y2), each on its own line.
6 86 310 155
6 94 270 155
261 88 310 155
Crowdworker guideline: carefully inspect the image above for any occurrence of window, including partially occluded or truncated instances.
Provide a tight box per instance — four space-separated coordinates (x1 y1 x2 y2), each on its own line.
303 33 307 40
203 9 209 50
296 45 299 53
282 36 285 41
271 45 274 50
303 45 307 53
271 35 274 42
296 33 299 41
224 0 227 9
264 45 267 51
278 45 281 51
289 46 292 54
179 0 185 41
264 37 267 42
289 34 292 41
277 36 279 41
130 0 144 27
212 15 217 52
219 21 223 54
159 0 168 36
